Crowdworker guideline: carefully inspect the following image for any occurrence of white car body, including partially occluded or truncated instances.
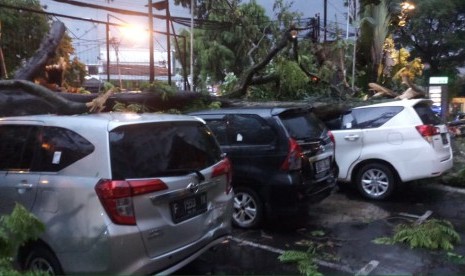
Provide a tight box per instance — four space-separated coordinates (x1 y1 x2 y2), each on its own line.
331 99 453 199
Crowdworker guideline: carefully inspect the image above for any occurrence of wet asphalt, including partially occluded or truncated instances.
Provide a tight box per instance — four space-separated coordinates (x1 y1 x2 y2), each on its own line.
176 182 465 275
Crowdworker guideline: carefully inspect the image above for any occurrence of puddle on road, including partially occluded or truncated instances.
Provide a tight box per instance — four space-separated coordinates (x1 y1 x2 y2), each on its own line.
308 192 390 226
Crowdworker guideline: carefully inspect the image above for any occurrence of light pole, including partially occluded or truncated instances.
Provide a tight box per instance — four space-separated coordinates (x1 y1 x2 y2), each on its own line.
190 0 194 91
346 0 359 91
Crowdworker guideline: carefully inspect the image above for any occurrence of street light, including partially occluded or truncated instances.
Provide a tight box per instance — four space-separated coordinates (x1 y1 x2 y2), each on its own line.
106 14 147 89
398 2 415 27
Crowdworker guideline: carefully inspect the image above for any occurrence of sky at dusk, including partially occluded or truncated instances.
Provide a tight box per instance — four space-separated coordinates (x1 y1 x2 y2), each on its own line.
38 0 347 64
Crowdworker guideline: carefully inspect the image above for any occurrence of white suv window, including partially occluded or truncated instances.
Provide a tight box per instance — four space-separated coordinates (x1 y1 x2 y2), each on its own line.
349 106 403 129
414 103 442 125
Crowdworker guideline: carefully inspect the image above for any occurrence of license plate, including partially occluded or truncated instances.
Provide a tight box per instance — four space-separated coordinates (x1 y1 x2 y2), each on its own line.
170 193 207 223
315 158 330 174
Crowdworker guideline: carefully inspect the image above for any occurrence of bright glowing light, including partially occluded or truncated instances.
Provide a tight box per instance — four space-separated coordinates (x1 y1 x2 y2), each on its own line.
401 2 415 11
120 24 148 42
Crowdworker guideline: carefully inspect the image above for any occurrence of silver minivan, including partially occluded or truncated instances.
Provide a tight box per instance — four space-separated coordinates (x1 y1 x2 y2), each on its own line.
0 113 233 275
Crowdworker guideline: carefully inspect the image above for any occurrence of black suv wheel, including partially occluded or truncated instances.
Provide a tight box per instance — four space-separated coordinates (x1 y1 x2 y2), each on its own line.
232 187 263 229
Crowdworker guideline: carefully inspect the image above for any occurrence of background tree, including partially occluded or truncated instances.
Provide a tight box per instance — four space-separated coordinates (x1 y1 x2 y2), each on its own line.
173 0 341 99
398 0 465 79
0 0 49 76
357 0 401 85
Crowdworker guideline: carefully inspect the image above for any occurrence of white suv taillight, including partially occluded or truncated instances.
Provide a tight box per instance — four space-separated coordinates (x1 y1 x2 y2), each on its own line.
212 157 233 194
416 124 440 143
95 179 168 225
281 138 303 171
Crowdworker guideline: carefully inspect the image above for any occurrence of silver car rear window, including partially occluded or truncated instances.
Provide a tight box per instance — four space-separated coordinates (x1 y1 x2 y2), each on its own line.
109 121 222 179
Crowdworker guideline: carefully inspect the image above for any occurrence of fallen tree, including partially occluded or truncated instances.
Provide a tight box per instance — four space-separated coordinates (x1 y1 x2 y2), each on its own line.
0 20 424 120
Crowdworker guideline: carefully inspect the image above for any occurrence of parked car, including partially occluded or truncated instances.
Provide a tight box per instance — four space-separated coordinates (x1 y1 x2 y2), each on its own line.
190 106 336 229
0 113 233 275
326 99 453 200
447 112 465 137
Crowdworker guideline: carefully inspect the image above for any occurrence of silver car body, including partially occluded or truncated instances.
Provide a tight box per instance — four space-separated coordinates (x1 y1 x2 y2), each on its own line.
0 113 233 274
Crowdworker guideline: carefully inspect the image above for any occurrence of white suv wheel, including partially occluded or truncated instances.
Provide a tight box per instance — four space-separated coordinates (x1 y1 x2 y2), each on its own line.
356 163 395 200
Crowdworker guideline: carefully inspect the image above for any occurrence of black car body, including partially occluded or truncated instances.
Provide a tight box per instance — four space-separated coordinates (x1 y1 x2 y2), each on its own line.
190 106 336 228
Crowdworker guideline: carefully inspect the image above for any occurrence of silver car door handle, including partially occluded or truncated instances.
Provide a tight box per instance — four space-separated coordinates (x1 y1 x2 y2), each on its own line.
16 183 33 189
344 134 360 141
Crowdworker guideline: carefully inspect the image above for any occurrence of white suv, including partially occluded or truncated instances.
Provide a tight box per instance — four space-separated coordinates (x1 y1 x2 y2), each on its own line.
328 99 453 200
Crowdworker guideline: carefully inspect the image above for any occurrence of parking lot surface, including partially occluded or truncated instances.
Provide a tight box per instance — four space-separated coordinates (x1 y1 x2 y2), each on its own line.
178 183 465 275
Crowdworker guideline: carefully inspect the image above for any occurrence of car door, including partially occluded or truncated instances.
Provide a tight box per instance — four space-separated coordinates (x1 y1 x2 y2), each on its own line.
226 113 280 179
331 112 363 180
0 123 42 215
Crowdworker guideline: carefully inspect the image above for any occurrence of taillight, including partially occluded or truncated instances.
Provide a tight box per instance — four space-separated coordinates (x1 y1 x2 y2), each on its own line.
212 157 233 194
328 130 335 145
95 179 168 225
281 138 303 171
416 124 439 143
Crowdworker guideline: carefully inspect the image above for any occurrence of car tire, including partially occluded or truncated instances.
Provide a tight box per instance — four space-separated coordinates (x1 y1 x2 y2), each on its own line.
232 187 263 229
24 246 63 275
355 163 396 200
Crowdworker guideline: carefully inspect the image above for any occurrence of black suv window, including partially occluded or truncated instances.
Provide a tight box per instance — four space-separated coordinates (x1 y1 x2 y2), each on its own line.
36 126 95 172
225 114 275 145
109 121 222 179
0 125 40 171
352 106 403 129
414 102 442 125
204 115 276 146
279 111 326 140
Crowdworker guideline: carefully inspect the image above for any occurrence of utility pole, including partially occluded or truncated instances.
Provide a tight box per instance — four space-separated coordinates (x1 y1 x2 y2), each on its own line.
190 0 194 91
148 0 155 82
106 15 110 82
166 2 171 85
152 0 171 85
324 0 327 42
0 21 8 78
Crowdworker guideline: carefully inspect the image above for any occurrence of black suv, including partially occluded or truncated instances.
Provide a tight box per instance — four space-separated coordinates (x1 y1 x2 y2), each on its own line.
190 106 336 228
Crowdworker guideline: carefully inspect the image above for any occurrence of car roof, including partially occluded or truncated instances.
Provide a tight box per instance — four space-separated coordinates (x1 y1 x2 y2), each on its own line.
0 112 202 130
354 99 433 109
190 105 312 117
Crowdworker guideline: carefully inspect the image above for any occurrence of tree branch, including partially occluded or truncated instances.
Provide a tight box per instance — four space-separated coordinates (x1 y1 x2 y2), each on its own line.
228 28 293 98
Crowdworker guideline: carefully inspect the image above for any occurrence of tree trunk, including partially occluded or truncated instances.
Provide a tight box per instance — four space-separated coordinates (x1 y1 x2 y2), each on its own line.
14 21 66 81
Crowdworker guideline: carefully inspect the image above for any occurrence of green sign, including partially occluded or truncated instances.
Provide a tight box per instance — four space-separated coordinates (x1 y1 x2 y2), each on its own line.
429 77 448 85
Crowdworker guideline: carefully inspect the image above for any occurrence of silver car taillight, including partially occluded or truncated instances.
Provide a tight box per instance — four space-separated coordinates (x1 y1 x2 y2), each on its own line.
95 179 168 225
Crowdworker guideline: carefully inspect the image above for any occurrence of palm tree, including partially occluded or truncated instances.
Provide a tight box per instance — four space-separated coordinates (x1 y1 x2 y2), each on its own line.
358 0 400 84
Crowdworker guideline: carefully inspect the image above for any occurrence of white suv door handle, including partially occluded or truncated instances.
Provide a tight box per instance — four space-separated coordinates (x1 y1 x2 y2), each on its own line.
344 134 360 141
